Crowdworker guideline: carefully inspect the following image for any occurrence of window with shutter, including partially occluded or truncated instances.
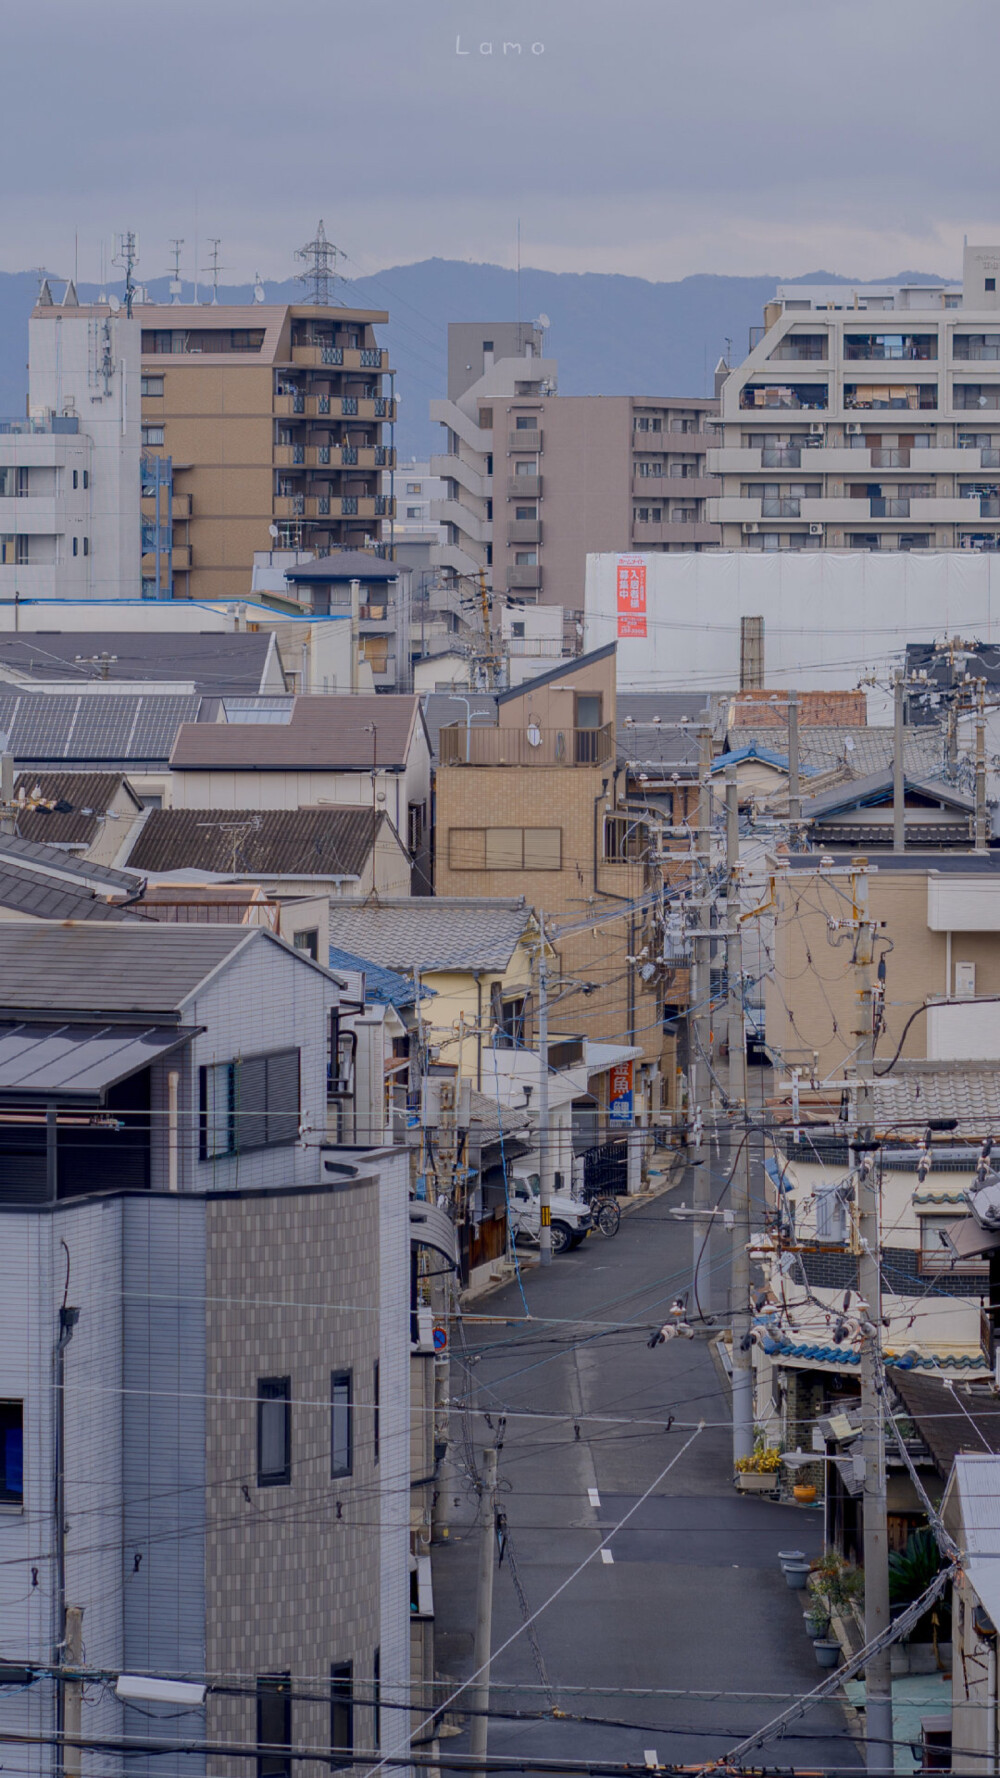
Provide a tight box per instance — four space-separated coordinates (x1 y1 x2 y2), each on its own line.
266 1050 300 1146
238 1054 268 1152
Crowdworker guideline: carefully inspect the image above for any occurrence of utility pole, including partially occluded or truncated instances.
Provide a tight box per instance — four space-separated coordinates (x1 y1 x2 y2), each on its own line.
975 681 989 853
787 689 801 833
0 738 14 835
850 858 892 1774
537 914 552 1266
892 670 905 853
726 773 753 1463
349 577 361 693
63 1606 84 1778
468 1442 499 1778
690 723 715 1320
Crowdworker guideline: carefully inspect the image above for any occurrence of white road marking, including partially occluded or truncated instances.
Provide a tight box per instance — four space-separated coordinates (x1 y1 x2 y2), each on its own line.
601 1547 614 1564
588 1487 601 1507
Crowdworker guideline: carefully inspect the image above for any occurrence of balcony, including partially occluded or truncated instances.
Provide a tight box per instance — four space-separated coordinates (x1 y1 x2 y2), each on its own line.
506 564 542 591
274 394 306 417
507 474 541 497
845 384 938 411
274 444 305 467
844 335 937 360
871 498 910 518
439 722 614 767
955 386 1000 411
761 446 801 468
761 498 801 518
768 339 829 362
507 520 542 544
291 345 389 371
508 429 542 452
871 448 910 469
740 385 828 412
952 337 1000 361
631 520 720 546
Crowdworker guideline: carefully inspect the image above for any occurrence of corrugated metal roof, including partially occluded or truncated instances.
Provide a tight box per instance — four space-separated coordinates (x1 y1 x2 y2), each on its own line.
326 898 531 972
0 692 202 765
171 694 421 771
0 923 261 1016
0 631 274 694
12 772 142 846
944 1454 1000 1622
0 1020 195 1100
127 807 391 878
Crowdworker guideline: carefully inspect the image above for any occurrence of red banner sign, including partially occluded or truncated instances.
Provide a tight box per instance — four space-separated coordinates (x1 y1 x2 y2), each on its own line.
616 556 647 638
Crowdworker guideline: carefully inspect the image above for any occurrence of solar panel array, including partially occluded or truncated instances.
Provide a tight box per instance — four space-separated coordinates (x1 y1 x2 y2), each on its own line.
0 694 203 763
221 696 295 725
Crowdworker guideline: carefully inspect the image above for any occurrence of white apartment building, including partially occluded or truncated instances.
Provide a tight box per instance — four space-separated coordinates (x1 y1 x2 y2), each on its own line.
393 459 447 537
430 323 557 592
710 243 1000 553
1 281 141 598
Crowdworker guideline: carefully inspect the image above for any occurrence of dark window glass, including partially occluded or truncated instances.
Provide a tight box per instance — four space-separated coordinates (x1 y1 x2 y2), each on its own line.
257 1378 291 1486
331 1371 353 1478
372 1649 380 1750
330 1662 353 1768
257 1675 291 1778
0 1402 23 1506
372 1361 380 1467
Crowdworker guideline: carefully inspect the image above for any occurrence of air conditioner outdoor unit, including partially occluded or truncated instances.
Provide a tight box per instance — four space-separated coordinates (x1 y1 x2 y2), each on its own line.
808 421 825 436
809 523 823 536
846 422 863 436
742 522 759 534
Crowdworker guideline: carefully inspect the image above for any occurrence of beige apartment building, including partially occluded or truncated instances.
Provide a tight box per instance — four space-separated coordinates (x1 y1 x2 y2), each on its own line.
139 303 395 600
711 243 1000 553
431 323 719 616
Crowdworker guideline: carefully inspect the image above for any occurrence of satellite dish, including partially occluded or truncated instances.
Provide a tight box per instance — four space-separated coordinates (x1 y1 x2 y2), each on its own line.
268 523 279 539
108 295 120 314
534 313 550 330
526 721 542 748
253 274 266 304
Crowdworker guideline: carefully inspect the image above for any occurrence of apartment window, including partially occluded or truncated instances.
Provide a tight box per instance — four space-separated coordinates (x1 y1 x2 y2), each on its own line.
603 815 646 862
199 1049 301 1159
988 278 996 293
482 340 494 351
406 481 421 494
510 621 525 638
515 415 536 429
141 375 164 396
72 537 79 557
448 828 562 870
372 1650 381 1751
490 984 529 1048
330 1663 353 1769
72 470 78 490
670 507 695 523
372 1361 380 1467
257 1675 291 1778
0 1402 23 1507
331 1371 353 1478
141 426 165 446
406 506 421 519
514 461 535 475
293 928 319 962
514 550 537 565
515 505 537 520
919 1214 987 1275
634 506 661 523
257 1380 291 1487
83 537 89 557
636 460 663 477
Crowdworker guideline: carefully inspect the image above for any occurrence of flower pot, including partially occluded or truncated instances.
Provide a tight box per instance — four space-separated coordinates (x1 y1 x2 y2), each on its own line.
793 1484 817 1504
784 1561 812 1590
736 1472 777 1492
778 1548 806 1568
803 1614 830 1641
814 1639 841 1669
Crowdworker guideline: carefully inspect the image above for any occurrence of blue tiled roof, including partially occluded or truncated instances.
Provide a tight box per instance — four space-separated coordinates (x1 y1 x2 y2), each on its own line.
328 944 435 1008
758 1330 984 1372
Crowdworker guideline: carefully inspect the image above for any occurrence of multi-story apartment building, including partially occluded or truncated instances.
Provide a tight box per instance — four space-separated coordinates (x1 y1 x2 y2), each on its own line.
431 324 719 615
139 303 395 600
711 243 1000 553
2 285 142 598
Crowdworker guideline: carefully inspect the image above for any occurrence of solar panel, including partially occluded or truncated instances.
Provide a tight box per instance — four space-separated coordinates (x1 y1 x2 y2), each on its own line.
0 693 203 763
222 697 294 725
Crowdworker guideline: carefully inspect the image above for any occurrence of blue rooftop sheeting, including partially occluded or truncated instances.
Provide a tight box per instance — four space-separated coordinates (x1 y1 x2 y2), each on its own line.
328 945 435 1008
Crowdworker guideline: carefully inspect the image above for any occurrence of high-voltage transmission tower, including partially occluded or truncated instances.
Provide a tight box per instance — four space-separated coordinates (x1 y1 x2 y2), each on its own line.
295 219 342 305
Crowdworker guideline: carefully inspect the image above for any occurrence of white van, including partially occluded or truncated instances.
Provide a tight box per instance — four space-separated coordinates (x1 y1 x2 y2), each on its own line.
507 1160 592 1254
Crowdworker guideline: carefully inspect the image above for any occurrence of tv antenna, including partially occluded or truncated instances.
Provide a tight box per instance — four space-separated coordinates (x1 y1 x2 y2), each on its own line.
168 239 185 304
295 220 341 306
205 238 226 305
113 231 138 317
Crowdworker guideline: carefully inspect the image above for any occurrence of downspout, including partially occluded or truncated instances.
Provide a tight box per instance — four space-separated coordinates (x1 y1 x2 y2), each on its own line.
53 1290 80 1778
167 1070 180 1191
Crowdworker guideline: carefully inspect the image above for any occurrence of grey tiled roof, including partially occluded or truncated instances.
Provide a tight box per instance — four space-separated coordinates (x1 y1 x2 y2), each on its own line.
0 863 145 923
171 694 422 771
873 1061 1000 1133
0 630 275 694
0 835 140 891
326 898 531 972
0 923 264 1014
727 725 947 779
12 772 142 847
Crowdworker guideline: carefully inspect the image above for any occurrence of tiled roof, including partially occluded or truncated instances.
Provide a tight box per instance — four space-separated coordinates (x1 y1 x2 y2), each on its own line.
727 725 947 778
0 923 269 1014
0 630 275 694
327 945 432 1007
171 694 422 771
12 772 142 846
326 898 531 972
468 1089 533 1140
802 769 973 819
872 1062 1000 1134
127 806 391 878
0 862 145 923
891 1371 1000 1474
758 1333 985 1372
0 834 139 891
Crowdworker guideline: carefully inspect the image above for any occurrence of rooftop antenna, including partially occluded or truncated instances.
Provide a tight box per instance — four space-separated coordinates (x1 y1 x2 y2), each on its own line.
205 238 225 304
98 241 107 305
296 220 340 306
113 231 138 318
253 272 266 305
168 239 185 304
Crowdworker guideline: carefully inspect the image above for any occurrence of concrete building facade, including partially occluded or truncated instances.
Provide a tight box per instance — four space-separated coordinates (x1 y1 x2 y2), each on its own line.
1 287 142 600
138 303 395 601
711 244 1000 553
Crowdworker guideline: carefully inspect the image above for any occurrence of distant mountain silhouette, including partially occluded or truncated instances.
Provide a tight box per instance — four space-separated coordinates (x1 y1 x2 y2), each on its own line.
0 260 951 461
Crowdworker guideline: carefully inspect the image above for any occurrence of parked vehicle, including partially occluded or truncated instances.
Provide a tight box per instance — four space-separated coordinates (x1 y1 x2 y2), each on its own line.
508 1164 592 1253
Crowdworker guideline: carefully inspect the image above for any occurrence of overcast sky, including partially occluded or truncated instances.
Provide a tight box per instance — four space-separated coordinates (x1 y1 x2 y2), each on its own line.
3 0 996 285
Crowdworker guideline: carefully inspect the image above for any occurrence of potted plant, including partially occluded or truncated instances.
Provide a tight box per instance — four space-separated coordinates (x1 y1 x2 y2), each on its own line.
734 1436 782 1492
889 1528 951 1652
804 1598 831 1641
792 1482 817 1504
813 1637 841 1669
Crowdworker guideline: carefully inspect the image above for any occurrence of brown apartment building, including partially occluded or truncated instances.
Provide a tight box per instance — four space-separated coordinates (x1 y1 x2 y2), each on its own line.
139 303 395 601
434 644 679 1113
431 324 719 617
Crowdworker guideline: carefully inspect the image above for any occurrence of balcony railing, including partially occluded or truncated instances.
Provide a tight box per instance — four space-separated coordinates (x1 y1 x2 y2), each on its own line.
981 499 1000 519
740 387 828 411
953 341 1000 361
844 338 937 360
761 447 801 468
439 722 614 768
507 474 541 497
983 450 1000 468
761 498 800 518
317 395 330 414
508 429 542 451
871 498 910 518
871 448 910 468
361 348 383 368
341 497 358 515
341 397 359 415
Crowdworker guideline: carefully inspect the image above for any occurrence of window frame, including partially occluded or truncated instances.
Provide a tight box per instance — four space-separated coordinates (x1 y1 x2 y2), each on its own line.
257 1674 292 1778
919 1213 988 1276
448 827 561 871
331 1369 353 1479
330 1662 354 1769
372 1360 380 1467
257 1378 291 1487
0 1400 23 1508
199 1048 301 1160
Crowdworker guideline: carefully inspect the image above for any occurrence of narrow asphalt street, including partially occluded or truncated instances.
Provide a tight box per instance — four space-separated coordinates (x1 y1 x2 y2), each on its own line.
432 1181 861 1773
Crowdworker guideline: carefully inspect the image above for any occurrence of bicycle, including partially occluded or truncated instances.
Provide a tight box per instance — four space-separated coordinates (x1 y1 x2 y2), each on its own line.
588 1193 621 1238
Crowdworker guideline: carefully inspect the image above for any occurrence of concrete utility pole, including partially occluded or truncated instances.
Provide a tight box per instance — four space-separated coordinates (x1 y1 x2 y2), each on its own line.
63 1606 84 1778
468 1442 499 1778
0 741 14 835
975 683 989 853
850 858 892 1774
787 689 801 832
892 670 906 854
537 914 552 1266
726 774 753 1464
349 577 361 693
690 723 715 1320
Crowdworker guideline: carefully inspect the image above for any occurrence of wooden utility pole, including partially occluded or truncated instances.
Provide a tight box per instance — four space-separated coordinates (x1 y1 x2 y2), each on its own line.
892 671 906 853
